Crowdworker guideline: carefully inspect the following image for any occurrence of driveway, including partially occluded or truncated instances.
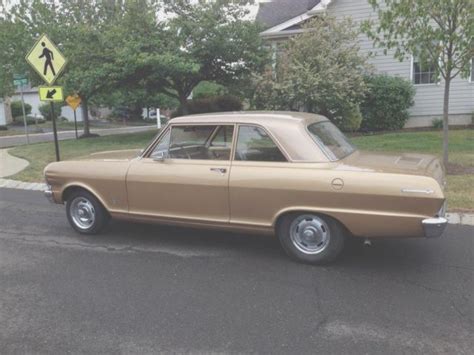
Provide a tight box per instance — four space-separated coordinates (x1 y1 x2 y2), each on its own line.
0 188 472 354
0 125 156 148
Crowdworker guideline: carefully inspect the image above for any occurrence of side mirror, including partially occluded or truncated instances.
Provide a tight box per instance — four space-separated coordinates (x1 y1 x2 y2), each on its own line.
152 151 166 162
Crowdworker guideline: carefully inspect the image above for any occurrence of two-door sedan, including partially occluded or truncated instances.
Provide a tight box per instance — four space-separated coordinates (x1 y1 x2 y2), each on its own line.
44 111 448 264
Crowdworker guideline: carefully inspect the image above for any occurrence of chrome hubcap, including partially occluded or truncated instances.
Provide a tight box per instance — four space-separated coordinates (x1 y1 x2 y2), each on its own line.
70 197 95 230
289 215 330 254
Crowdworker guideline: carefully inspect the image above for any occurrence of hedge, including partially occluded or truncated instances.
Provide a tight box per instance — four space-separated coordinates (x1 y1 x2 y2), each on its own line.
360 75 415 131
174 95 243 117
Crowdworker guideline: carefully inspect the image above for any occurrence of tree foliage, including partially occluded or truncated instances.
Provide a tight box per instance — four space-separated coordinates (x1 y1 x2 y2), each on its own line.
3 0 266 133
363 0 474 164
254 15 371 131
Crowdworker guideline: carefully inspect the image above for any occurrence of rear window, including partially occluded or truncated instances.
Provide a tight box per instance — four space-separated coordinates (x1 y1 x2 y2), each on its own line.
307 121 355 161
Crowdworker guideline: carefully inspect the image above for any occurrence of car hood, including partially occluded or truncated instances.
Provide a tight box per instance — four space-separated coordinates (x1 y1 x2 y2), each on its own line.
83 149 142 161
338 150 446 187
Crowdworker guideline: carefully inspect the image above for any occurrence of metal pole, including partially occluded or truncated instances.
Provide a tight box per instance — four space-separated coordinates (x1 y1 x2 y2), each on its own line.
73 109 78 139
50 102 60 161
156 108 161 129
20 85 29 144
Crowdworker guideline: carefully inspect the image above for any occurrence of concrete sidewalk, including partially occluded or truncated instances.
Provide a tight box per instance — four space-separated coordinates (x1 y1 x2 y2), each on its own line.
0 149 29 178
0 125 157 148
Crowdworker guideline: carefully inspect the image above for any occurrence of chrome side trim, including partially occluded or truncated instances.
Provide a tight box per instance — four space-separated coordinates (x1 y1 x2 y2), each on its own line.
44 184 55 203
401 188 434 194
422 217 448 238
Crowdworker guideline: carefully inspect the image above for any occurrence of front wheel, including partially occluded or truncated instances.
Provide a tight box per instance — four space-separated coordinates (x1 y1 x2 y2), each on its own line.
66 190 109 234
277 213 345 264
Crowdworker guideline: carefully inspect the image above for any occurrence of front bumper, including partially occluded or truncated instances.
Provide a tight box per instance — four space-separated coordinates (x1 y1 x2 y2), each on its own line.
44 184 55 203
422 217 448 238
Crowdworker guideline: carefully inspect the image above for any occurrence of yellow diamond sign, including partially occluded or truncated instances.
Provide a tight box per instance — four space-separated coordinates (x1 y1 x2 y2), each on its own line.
26 34 67 85
39 86 64 102
65 94 82 110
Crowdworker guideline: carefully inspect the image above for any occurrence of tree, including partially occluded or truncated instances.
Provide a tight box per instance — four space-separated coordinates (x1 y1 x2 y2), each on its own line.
254 15 371 131
141 0 269 113
364 0 474 166
10 0 146 136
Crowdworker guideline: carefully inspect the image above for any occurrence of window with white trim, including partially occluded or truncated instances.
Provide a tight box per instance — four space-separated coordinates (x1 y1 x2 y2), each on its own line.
412 56 437 84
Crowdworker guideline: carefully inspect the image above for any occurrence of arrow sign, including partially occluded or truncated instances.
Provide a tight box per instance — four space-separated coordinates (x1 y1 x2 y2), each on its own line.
46 89 57 99
39 86 64 102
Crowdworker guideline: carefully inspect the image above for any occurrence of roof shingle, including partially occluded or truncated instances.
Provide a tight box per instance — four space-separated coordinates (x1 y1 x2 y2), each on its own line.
256 0 320 30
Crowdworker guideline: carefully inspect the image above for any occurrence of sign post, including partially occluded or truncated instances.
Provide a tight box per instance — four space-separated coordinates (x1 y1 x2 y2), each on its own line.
14 74 30 144
26 34 67 161
66 94 82 139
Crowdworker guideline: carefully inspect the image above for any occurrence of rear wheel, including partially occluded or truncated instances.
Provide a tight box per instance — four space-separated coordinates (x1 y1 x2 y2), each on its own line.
66 190 109 234
277 213 345 264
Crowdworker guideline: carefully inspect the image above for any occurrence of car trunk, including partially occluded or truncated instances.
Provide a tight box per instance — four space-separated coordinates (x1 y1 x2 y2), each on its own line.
341 151 446 189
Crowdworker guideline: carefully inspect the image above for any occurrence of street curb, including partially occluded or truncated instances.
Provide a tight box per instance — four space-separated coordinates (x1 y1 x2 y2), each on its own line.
0 178 47 191
0 179 473 226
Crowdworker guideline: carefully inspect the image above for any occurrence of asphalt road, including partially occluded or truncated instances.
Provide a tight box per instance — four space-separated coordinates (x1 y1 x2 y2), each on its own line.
0 125 156 148
1 188 472 354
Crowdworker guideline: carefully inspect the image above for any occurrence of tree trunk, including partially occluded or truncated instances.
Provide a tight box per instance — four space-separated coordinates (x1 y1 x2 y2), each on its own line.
442 77 450 167
179 95 189 115
81 96 91 136
3 96 13 124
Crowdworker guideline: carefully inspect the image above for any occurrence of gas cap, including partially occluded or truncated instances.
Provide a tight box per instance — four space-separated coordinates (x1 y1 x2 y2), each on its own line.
331 178 344 190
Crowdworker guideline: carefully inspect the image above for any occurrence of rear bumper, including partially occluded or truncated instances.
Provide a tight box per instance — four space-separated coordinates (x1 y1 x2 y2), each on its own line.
422 217 448 238
44 184 55 203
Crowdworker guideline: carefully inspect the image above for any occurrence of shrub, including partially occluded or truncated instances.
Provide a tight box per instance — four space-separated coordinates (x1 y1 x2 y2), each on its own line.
432 118 443 129
10 100 32 118
360 75 415 131
174 95 243 117
332 105 363 132
13 115 46 125
39 102 63 121
0 125 7 131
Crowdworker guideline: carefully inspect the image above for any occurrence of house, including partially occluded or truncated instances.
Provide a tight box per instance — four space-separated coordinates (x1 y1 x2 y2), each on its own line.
256 0 474 128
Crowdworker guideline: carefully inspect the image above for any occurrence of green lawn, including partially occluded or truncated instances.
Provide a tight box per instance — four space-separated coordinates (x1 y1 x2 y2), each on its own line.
8 129 473 211
0 120 156 137
9 131 157 182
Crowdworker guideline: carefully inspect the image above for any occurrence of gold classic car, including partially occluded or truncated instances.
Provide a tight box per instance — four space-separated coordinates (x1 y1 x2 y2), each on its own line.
44 111 448 264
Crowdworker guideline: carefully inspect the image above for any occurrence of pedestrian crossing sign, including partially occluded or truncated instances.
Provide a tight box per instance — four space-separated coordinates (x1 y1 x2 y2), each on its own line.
25 34 67 85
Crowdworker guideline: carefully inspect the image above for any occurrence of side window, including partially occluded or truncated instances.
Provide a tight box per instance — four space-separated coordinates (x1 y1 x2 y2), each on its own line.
150 129 170 158
208 125 234 160
235 125 287 162
169 125 216 159
412 55 437 84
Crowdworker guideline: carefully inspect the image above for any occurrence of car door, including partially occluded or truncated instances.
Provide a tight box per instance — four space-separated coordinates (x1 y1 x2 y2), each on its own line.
229 124 293 227
126 124 235 223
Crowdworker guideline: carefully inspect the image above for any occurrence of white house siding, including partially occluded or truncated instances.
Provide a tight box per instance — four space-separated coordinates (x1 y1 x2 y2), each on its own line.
11 89 85 122
327 0 474 127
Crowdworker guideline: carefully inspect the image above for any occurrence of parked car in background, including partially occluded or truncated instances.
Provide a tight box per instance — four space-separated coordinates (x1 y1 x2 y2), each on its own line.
44 111 447 264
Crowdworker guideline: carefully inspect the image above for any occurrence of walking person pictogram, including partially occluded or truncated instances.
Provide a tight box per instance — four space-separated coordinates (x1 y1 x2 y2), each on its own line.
39 42 56 76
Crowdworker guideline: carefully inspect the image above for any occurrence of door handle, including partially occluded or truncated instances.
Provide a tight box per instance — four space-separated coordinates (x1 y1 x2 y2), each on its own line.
210 168 227 174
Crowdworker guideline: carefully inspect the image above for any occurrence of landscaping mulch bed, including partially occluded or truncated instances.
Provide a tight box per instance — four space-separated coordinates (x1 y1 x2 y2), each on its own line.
446 162 474 175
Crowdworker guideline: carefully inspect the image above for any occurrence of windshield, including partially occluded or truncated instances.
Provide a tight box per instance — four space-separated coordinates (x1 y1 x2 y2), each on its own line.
307 121 356 161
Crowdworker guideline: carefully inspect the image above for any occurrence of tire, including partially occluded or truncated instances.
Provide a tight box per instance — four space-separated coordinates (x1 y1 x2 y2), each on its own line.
277 213 345 264
66 190 109 234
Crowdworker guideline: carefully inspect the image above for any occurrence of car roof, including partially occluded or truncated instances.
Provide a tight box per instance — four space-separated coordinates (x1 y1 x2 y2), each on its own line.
170 111 328 126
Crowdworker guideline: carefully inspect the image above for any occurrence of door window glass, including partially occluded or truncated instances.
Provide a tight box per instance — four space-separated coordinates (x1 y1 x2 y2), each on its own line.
154 125 233 160
208 125 234 160
235 125 286 162
150 129 170 159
